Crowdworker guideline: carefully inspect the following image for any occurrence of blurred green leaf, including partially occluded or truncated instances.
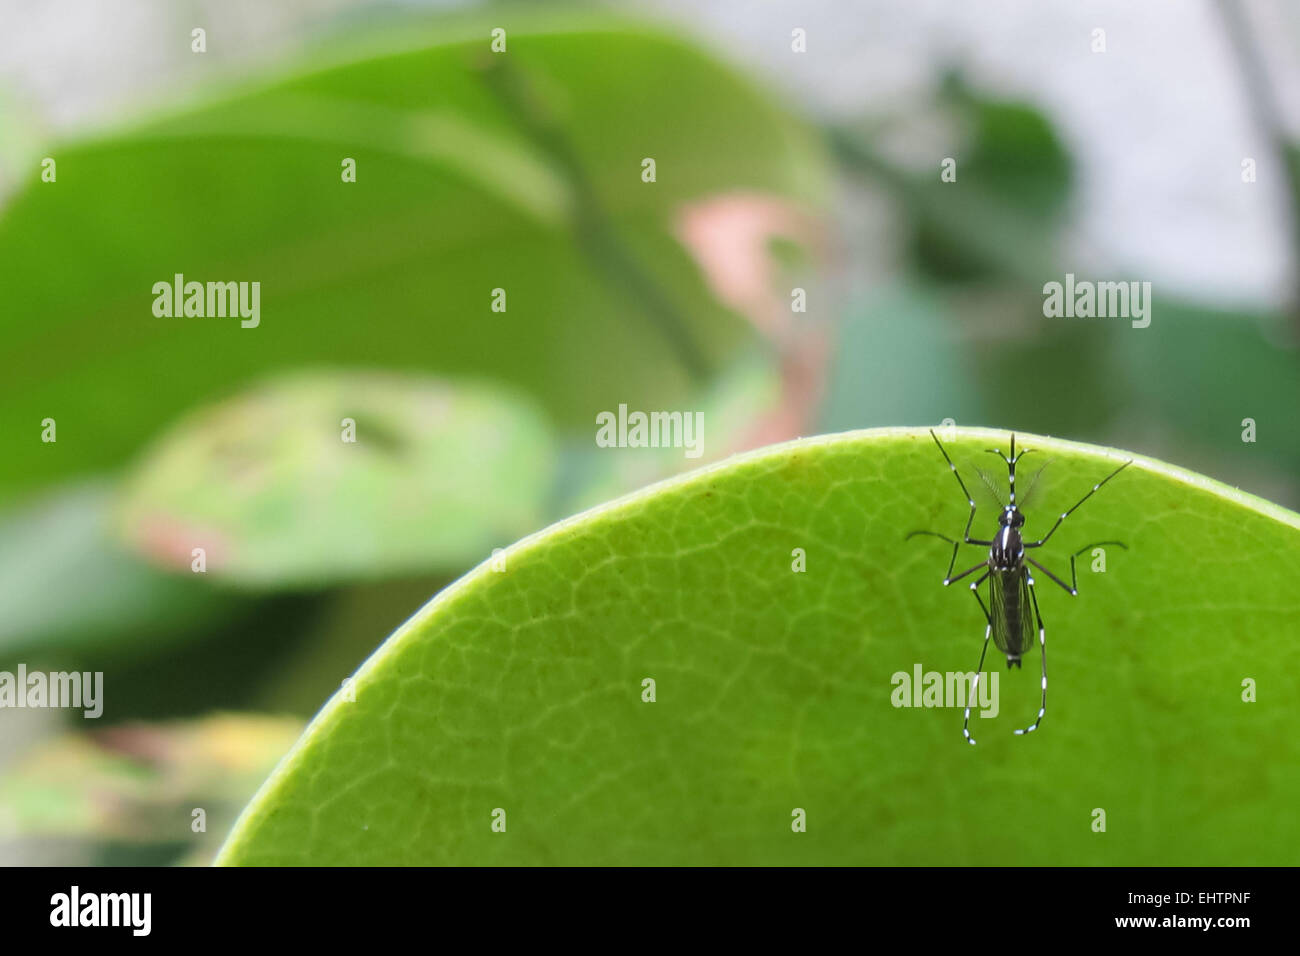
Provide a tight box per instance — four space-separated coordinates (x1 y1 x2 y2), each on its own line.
939 73 1072 220
819 283 987 432
218 428 1300 865
114 371 555 588
0 14 827 505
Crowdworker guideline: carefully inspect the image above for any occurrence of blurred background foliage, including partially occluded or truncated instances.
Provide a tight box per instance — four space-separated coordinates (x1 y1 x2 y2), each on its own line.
0 1 1296 864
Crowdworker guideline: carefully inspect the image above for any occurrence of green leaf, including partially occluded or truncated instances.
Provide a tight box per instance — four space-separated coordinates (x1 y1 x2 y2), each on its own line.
217 428 1300 865
0 14 826 505
113 371 555 588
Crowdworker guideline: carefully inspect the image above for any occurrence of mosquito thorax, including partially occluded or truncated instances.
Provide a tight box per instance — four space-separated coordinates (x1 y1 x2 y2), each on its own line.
990 506 1026 568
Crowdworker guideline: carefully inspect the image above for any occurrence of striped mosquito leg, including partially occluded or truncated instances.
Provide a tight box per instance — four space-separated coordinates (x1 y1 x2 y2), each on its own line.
1024 459 1132 549
928 429 992 547
1015 578 1047 735
963 576 992 746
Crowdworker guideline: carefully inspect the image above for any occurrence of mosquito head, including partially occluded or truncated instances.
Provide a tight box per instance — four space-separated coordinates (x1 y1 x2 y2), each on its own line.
998 506 1025 529
987 438 1031 507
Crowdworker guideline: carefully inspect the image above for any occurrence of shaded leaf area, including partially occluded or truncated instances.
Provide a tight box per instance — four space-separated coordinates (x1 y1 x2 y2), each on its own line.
0 13 826 505
0 714 301 866
115 371 555 588
218 429 1300 865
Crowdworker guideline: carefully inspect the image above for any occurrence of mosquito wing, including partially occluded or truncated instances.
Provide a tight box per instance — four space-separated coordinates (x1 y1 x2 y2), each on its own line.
1017 571 1037 655
988 568 1035 659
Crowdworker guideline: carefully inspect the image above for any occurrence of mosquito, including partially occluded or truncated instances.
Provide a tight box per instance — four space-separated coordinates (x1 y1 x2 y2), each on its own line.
907 430 1132 745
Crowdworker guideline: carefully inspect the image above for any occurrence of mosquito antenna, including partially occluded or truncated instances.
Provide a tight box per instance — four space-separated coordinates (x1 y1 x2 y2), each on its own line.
973 465 1005 507
1019 458 1054 509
